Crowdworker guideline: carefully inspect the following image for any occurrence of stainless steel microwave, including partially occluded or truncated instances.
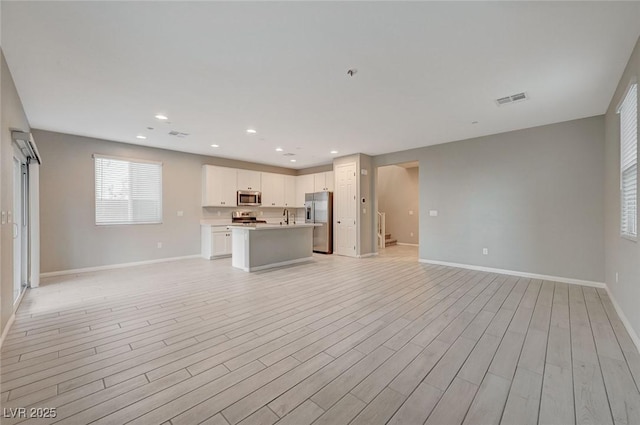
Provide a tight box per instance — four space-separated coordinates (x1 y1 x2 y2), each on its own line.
237 190 261 206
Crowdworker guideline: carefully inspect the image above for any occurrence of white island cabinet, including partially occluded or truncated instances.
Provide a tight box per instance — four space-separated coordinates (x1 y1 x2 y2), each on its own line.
229 223 317 272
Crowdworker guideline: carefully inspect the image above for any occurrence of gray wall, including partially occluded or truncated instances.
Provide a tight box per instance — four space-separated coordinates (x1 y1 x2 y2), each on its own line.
34 130 296 273
1 50 31 335
374 115 605 283
604 36 640 339
377 165 419 245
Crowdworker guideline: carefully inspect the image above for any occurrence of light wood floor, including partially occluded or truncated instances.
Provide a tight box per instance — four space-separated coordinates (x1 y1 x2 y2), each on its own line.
2 245 640 425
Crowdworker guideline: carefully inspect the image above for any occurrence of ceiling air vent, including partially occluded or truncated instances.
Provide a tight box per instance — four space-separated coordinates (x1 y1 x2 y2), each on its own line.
168 131 189 138
283 153 296 157
495 92 529 106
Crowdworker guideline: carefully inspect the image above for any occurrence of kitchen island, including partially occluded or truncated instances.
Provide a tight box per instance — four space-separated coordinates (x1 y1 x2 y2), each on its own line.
229 223 318 272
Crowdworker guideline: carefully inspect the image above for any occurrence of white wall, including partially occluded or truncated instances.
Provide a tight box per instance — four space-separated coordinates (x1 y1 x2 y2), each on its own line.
1 50 31 336
604 36 640 341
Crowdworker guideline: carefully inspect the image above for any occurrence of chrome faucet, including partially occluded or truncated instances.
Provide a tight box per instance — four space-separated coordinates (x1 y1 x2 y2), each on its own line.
283 208 290 225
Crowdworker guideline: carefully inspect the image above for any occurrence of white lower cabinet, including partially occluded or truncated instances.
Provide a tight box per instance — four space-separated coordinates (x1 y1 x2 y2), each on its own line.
201 225 232 259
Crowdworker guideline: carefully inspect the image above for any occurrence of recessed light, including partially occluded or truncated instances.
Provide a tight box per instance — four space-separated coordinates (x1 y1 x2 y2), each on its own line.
246 129 257 134
211 144 219 148
155 114 168 120
290 159 297 163
136 135 147 140
275 148 283 152
471 121 479 124
330 150 338 154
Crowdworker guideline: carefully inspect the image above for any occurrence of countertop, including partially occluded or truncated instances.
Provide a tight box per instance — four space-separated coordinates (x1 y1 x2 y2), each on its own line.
227 223 318 230
201 219 301 226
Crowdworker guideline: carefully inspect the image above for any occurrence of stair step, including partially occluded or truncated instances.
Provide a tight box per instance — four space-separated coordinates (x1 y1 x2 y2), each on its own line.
385 239 397 247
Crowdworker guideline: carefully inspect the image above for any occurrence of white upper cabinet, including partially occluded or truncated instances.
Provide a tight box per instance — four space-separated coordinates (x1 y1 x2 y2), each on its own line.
202 165 237 207
284 175 296 207
261 172 285 207
325 171 334 192
237 170 261 191
203 166 333 209
314 171 334 192
296 174 314 207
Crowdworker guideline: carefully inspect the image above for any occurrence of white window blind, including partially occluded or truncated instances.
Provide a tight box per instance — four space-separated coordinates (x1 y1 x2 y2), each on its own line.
94 155 162 225
618 83 637 238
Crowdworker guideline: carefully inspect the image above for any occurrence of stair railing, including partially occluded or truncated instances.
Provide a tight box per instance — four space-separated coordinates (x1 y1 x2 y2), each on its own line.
377 211 386 249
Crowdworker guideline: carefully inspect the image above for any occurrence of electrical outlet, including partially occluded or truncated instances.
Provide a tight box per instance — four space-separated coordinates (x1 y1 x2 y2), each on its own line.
177 210 184 217
410 232 414 237
409 210 414 215
157 242 163 249
429 210 438 217
1 211 5 225
482 248 488 255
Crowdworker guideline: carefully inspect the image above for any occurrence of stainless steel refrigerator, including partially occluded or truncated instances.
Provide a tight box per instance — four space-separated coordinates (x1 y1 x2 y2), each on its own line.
305 192 333 254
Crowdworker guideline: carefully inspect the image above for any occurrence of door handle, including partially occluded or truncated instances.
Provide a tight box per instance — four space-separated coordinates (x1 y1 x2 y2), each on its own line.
337 221 341 224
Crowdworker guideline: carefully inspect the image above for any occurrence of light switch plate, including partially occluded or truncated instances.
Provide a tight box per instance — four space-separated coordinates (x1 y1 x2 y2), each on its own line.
429 210 438 217
177 211 184 217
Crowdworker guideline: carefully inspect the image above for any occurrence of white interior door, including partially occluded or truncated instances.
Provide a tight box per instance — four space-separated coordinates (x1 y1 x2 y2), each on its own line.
335 162 357 257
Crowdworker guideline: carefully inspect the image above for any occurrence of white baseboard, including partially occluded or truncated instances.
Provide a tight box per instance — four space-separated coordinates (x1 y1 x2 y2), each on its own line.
604 285 640 353
418 259 606 288
40 255 202 278
397 243 419 247
357 252 379 258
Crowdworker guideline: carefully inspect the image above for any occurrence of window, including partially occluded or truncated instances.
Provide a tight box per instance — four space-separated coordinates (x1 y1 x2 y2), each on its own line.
94 154 162 225
618 83 638 239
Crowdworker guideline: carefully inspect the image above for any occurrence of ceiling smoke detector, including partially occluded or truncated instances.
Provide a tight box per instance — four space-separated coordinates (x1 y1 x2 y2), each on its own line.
495 92 529 106
168 130 189 138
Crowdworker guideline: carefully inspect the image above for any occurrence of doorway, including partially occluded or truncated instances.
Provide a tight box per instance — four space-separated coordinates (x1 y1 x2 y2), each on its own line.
13 148 29 304
376 161 419 252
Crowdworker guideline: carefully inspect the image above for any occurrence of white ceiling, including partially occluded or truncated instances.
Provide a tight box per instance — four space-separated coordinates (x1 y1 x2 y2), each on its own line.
2 1 639 169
